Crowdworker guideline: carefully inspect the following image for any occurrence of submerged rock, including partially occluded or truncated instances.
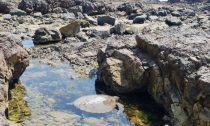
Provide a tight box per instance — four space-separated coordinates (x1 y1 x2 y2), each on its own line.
73 95 119 113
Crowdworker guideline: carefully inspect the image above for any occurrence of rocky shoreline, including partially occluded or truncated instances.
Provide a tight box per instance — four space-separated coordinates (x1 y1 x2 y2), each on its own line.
0 34 29 125
97 25 210 125
0 0 209 125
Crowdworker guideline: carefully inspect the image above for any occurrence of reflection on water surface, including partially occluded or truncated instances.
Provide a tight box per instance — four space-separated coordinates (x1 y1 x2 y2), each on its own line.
20 60 134 126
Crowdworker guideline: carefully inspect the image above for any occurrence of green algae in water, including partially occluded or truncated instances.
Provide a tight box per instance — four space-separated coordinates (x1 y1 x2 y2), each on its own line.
124 105 161 126
20 60 135 126
8 82 31 123
119 91 166 126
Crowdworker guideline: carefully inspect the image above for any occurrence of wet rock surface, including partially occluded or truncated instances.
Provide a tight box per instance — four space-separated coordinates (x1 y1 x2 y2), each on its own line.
0 34 29 125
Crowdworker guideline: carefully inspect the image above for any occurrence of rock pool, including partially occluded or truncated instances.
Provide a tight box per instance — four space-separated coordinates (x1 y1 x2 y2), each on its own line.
10 39 167 126
20 60 134 126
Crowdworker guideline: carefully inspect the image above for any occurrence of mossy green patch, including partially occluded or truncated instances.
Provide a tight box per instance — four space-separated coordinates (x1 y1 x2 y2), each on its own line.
8 82 31 123
124 105 153 126
120 92 166 126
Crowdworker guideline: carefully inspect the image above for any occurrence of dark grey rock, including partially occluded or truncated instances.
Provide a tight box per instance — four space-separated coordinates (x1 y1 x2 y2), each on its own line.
133 14 147 24
97 15 116 26
68 5 83 14
0 1 13 14
179 8 195 17
165 18 182 26
128 13 142 20
157 10 167 16
18 0 49 14
110 22 126 35
117 3 136 14
33 28 62 44
82 1 106 15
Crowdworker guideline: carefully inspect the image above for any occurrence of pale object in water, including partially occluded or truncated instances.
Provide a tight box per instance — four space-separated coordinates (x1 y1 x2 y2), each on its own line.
73 95 121 113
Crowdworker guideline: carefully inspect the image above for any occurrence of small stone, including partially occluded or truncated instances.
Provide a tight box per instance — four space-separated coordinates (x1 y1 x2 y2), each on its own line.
171 11 181 17
97 15 116 26
3 14 11 20
128 13 142 20
148 15 158 20
133 14 147 24
76 32 89 42
32 12 42 18
111 22 127 35
157 10 167 16
165 18 182 26
189 56 200 64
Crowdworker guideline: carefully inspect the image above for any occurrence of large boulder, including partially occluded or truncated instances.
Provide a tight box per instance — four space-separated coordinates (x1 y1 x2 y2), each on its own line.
33 28 62 44
97 26 210 126
59 21 80 37
0 34 29 124
97 48 153 93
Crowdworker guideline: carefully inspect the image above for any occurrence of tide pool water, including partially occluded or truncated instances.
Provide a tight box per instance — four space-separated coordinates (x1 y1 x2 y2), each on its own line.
22 39 34 48
20 60 134 126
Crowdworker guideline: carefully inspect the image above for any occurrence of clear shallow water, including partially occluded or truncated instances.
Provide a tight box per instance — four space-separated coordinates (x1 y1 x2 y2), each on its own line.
20 60 134 126
22 40 34 48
